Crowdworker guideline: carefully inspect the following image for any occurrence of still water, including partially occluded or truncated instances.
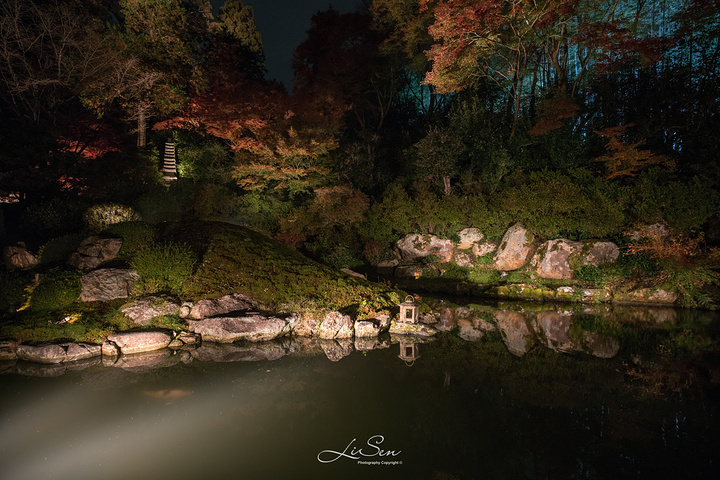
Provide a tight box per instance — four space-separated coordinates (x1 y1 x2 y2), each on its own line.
1 303 719 480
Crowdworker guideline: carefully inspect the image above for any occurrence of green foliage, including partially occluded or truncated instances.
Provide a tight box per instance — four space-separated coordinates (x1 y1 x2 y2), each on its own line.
130 242 197 295
0 272 29 315
104 221 157 259
22 198 86 238
84 203 141 232
37 234 85 265
134 188 185 224
28 269 82 312
235 191 294 234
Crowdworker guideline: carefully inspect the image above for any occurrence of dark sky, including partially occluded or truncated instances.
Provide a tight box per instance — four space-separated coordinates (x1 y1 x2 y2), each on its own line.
211 0 362 88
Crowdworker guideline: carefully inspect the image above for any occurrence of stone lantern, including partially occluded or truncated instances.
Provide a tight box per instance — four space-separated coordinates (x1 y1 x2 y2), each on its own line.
398 341 420 365
398 295 419 324
162 138 178 182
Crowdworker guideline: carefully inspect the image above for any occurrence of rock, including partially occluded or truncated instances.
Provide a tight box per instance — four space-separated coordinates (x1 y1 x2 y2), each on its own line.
102 340 120 358
319 338 354 361
493 223 534 270
67 236 122 271
388 321 437 337
112 349 179 371
472 241 497 258
628 223 669 241
179 302 192 318
494 310 533 356
187 315 293 343
354 320 380 338
457 319 484 342
168 331 201 349
292 314 321 337
355 337 382 351
374 314 392 331
16 344 66 364
532 239 582 279
456 228 484 249
121 296 180 325
189 293 259 319
3 244 38 271
64 343 102 362
318 311 354 339
394 264 425 278
578 241 619 266
453 250 476 268
106 331 172 355
80 268 138 302
341 268 366 279
376 259 398 276
614 287 678 305
397 234 454 262
0 340 17 361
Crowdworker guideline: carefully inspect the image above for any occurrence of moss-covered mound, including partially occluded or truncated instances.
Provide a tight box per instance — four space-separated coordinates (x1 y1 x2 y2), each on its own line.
162 221 403 318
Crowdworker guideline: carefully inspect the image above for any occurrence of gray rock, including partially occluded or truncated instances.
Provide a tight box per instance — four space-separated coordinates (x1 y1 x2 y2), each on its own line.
67 236 122 271
493 223 534 270
457 319 484 341
121 296 180 325
453 250 476 268
532 239 582 280
102 340 120 358
318 311 354 339
189 293 260 319
472 241 497 258
341 268 366 279
397 234 454 262
578 240 619 266
187 315 293 343
456 228 484 249
388 321 437 337
0 340 17 361
354 320 380 338
63 343 102 362
3 244 38 271
80 268 138 302
292 313 321 337
106 331 172 354
16 344 66 364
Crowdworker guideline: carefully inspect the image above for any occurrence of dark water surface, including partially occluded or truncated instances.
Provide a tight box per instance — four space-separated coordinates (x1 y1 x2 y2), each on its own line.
1 306 719 480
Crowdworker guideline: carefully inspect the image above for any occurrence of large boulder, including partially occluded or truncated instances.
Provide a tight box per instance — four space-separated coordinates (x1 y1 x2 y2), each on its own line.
493 223 534 271
67 236 122 271
121 296 180 325
189 293 259 319
80 268 138 302
318 311 354 339
397 234 454 262
16 342 101 364
106 331 172 355
187 315 294 343
3 243 38 271
531 239 582 280
456 228 484 249
575 240 620 266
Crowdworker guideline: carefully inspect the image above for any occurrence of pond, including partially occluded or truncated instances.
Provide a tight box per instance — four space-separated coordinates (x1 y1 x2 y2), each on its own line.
1 301 719 480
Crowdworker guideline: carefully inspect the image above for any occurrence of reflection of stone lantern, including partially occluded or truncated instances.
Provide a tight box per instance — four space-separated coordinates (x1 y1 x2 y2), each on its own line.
398 341 420 365
398 295 419 324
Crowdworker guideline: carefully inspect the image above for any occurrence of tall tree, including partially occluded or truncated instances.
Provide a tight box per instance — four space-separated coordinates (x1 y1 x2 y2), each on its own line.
214 0 265 78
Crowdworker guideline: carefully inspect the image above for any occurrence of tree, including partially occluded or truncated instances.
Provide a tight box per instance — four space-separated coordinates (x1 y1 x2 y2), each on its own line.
214 0 265 78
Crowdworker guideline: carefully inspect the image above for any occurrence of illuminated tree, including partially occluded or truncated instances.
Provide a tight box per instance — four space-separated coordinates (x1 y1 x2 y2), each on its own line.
215 0 265 78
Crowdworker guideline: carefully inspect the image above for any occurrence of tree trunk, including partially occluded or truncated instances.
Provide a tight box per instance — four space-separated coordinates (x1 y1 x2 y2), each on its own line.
443 176 451 196
137 106 146 147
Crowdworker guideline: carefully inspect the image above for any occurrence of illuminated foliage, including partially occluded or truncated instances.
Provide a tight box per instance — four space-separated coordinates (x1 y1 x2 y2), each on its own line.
594 124 674 180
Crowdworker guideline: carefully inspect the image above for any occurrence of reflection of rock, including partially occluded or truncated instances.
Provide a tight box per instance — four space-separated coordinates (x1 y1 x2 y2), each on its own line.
534 312 574 353
581 331 620 359
318 311 354 339
0 340 17 361
319 338 354 361
191 342 287 363
189 293 260 319
494 310 533 356
457 319 484 342
14 356 101 377
187 315 294 343
111 349 179 371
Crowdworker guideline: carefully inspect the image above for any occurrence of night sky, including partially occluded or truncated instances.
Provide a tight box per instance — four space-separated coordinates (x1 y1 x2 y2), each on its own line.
211 0 361 88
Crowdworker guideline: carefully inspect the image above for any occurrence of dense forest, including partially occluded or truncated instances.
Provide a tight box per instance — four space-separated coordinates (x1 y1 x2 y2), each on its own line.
1 0 719 280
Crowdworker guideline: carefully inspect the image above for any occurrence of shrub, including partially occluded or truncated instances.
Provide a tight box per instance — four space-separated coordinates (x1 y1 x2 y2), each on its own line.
84 203 140 232
130 242 197 295
134 188 184 224
22 198 85 238
38 234 85 265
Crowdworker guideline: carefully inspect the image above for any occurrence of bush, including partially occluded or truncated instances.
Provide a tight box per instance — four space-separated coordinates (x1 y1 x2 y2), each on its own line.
22 198 85 238
130 242 197 295
84 203 141 232
38 234 85 265
134 188 185 224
